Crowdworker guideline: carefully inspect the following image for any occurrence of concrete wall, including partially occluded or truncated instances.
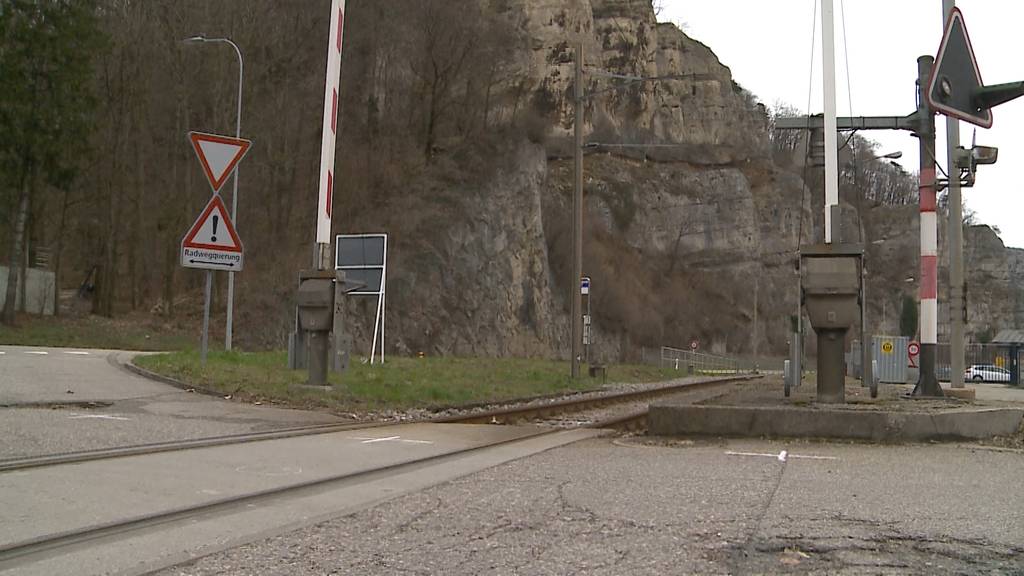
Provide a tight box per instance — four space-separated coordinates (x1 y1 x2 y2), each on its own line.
0 266 56 315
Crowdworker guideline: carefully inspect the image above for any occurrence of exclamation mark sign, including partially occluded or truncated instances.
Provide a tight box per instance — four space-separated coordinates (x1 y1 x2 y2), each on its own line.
211 215 219 243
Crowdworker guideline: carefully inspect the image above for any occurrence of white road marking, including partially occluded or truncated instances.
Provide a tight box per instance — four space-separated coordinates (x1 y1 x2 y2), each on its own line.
24 351 49 355
67 414 132 421
349 435 434 445
233 465 304 477
725 450 838 462
0 351 5 355
65 351 90 355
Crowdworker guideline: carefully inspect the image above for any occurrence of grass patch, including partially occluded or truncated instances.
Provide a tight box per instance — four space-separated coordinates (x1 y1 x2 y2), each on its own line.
0 314 192 351
134 350 684 412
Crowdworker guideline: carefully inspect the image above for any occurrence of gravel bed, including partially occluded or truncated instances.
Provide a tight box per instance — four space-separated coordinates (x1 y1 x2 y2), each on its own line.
534 380 751 428
359 374 748 425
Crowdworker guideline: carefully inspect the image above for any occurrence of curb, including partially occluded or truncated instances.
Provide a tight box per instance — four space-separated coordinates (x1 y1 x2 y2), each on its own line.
648 403 1024 443
117 353 226 400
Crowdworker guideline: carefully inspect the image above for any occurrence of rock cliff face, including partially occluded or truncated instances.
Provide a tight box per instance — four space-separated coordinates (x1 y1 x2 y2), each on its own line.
340 143 564 358
959 226 1024 340
499 0 768 163
339 0 807 360
339 0 1022 361
857 205 1024 344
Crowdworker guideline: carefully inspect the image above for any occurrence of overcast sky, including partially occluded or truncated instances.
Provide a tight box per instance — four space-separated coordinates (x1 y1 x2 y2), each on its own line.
658 1 1024 248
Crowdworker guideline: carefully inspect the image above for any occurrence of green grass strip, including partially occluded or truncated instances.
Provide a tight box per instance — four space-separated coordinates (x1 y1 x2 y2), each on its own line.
134 351 684 412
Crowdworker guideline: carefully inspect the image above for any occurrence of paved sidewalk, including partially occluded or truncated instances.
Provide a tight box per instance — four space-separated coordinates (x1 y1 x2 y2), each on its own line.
961 382 1024 403
0 345 343 459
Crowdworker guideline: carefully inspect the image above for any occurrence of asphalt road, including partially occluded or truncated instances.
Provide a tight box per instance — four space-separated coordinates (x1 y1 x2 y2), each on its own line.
158 436 1024 575
2 423 605 576
0 345 343 459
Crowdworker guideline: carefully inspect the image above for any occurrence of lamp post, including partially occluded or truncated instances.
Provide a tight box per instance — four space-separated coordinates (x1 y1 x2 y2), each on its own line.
183 35 244 351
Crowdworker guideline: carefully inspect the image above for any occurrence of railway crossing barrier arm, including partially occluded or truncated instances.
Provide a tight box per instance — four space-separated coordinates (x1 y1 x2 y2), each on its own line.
773 113 920 133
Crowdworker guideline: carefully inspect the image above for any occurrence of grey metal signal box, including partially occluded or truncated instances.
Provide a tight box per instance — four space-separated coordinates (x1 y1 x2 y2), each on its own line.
297 272 336 330
800 243 863 403
297 270 337 386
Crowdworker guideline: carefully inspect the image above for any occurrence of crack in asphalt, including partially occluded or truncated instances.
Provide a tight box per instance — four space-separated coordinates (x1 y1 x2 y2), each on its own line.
726 456 789 574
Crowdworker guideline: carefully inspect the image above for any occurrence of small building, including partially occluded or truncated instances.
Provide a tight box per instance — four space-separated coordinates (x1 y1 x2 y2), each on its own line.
0 266 56 316
990 330 1024 386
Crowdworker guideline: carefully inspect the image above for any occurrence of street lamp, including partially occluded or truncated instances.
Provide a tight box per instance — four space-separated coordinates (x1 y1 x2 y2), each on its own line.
183 35 244 351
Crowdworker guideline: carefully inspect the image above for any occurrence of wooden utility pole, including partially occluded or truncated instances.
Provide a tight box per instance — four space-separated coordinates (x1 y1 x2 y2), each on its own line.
571 42 584 378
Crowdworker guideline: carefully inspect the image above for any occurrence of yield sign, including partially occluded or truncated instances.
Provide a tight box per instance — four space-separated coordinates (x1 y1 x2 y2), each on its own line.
180 195 244 271
189 131 251 192
927 7 992 128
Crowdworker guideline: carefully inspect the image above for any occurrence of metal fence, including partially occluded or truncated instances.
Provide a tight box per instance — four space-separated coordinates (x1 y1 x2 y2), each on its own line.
850 340 1016 382
659 346 742 375
850 336 910 384
936 343 1015 381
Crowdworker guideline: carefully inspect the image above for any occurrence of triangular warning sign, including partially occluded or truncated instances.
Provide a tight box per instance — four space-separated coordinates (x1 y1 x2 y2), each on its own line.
189 132 252 192
927 7 992 128
182 195 243 252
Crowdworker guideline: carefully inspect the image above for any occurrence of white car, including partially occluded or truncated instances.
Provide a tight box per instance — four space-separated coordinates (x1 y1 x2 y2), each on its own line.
963 364 1011 383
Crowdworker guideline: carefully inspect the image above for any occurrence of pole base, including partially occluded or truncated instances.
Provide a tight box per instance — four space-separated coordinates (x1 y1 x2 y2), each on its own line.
912 343 943 398
815 329 847 403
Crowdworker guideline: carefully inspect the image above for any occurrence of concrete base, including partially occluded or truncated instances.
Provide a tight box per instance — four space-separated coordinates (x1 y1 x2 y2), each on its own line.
648 403 1023 442
943 387 977 400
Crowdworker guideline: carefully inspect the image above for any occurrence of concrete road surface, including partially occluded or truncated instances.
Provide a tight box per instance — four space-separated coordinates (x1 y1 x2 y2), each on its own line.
0 424 603 576
0 345 343 459
158 436 1024 575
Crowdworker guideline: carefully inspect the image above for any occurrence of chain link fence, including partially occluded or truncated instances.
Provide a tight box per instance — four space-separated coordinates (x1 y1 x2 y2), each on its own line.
655 346 743 375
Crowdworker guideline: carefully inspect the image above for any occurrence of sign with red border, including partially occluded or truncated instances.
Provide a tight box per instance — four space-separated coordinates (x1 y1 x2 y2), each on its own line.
180 195 244 271
189 131 251 192
908 341 921 369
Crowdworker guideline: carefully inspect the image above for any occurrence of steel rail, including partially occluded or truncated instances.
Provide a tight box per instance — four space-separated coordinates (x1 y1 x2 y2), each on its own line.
0 427 558 566
1 375 757 473
0 377 754 566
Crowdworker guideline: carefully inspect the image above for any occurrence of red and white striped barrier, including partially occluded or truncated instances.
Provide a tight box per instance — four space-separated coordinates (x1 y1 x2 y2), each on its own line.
315 0 346 256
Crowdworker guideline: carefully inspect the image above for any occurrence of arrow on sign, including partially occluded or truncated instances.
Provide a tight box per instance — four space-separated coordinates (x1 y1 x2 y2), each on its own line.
189 131 251 192
189 259 237 268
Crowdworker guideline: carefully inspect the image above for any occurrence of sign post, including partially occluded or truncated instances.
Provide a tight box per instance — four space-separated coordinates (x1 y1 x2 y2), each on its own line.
335 234 387 364
182 132 250 365
581 277 591 364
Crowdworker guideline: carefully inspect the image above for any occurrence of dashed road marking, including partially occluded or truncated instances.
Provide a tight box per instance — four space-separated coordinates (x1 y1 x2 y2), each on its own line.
24 351 49 355
65 351 90 355
68 414 132 421
726 450 838 462
349 435 434 445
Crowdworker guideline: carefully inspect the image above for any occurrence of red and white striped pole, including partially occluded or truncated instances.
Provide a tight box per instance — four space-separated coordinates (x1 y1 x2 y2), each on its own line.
915 55 942 396
315 0 346 270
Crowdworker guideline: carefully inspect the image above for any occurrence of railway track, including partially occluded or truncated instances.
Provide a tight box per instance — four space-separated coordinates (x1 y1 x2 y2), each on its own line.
0 374 756 570
0 374 754 473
